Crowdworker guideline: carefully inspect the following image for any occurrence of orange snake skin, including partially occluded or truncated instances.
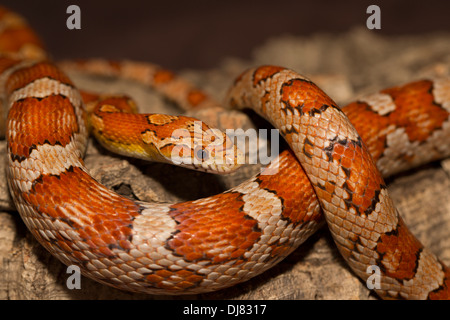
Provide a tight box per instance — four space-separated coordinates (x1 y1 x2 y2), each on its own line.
2 7 450 299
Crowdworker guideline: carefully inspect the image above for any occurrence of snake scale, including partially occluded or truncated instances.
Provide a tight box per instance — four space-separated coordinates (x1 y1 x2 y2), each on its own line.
1 6 450 299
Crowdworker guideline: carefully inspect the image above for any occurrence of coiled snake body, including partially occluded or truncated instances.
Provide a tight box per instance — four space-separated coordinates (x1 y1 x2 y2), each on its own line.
1 7 450 299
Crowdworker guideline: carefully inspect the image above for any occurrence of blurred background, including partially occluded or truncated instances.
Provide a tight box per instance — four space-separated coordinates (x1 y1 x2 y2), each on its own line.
2 0 450 70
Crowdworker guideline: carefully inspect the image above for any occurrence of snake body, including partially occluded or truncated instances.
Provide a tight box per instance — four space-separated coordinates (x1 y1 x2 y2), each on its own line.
2 7 450 298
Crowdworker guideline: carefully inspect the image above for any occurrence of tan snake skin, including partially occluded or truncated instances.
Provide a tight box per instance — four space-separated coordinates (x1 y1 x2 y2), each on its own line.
2 6 450 298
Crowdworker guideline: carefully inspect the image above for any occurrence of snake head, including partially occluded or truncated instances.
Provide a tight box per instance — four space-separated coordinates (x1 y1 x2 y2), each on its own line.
159 117 245 174
88 97 244 174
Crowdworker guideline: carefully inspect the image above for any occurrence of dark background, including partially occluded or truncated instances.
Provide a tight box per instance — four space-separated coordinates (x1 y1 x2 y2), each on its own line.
2 0 450 70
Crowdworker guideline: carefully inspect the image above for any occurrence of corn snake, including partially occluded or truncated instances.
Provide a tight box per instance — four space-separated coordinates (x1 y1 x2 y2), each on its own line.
2 6 450 299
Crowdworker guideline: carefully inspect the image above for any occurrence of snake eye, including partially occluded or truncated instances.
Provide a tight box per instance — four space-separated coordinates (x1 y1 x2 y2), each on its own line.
195 147 209 161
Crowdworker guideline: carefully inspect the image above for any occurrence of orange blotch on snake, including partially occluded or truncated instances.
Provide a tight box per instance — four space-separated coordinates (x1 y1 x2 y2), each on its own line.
8 95 79 157
382 80 449 143
187 89 208 107
329 142 384 215
377 217 423 280
6 61 72 93
168 192 260 263
279 78 337 114
252 66 286 86
23 167 140 259
257 150 323 225
153 69 174 84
